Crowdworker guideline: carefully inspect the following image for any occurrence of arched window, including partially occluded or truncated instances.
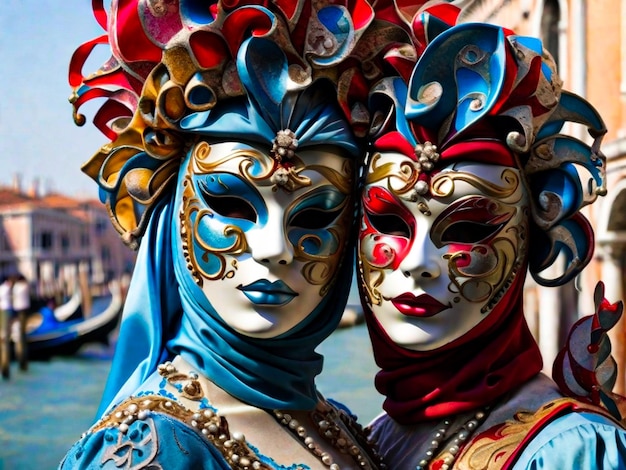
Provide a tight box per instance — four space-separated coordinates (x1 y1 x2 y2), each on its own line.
541 0 560 66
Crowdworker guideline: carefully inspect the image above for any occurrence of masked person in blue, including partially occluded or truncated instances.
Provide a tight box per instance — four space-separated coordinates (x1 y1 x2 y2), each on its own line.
61 0 408 468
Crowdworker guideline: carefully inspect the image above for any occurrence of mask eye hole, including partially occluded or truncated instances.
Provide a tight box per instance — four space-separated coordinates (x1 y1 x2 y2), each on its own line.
441 221 502 244
291 208 342 229
197 177 258 222
200 191 257 222
367 213 411 238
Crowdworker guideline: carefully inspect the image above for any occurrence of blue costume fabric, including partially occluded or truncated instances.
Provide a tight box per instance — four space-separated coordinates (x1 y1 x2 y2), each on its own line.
514 412 626 469
61 412 232 469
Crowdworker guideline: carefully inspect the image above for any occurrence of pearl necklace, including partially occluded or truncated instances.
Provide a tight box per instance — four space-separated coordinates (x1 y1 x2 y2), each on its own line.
273 402 386 470
415 407 491 470
153 360 384 469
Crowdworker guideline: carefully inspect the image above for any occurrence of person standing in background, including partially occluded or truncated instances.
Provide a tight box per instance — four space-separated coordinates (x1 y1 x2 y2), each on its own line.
11 274 30 371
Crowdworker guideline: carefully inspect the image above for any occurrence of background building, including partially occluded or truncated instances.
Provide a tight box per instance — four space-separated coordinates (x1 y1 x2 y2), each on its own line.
0 177 135 302
458 0 626 392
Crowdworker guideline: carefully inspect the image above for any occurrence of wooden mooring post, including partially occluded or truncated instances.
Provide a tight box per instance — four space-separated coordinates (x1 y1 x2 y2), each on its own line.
1 308 10 379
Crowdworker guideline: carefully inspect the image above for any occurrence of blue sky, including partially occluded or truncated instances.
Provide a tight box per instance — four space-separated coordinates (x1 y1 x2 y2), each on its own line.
0 1 110 197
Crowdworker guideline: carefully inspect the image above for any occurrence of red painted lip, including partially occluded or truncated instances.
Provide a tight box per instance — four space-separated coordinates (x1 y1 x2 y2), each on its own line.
391 293 449 318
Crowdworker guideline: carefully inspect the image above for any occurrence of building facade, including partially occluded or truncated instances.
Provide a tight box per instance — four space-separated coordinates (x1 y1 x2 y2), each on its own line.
0 183 135 301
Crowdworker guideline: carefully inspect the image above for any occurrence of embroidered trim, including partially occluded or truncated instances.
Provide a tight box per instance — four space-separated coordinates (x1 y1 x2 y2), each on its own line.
94 396 276 470
451 397 618 470
92 361 382 469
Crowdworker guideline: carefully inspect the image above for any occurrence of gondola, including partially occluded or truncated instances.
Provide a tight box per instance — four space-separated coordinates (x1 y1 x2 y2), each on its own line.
24 281 124 359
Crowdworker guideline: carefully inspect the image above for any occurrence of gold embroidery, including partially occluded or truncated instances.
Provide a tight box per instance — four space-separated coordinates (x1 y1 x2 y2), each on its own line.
94 396 276 470
451 398 591 469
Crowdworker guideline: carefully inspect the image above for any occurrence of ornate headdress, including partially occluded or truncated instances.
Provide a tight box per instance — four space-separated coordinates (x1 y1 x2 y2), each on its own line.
367 2 607 287
69 0 409 248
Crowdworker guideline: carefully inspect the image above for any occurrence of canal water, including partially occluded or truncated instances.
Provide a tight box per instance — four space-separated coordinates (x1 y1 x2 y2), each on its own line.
0 322 383 470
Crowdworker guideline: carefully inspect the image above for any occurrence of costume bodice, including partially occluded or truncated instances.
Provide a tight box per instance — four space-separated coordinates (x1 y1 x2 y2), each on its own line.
61 356 382 470
368 374 626 470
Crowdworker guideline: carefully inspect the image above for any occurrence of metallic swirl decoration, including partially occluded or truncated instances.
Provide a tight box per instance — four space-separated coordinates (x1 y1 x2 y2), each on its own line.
553 282 626 423
430 171 525 308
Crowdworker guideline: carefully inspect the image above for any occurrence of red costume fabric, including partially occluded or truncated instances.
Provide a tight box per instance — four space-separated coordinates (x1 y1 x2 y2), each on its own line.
362 264 543 423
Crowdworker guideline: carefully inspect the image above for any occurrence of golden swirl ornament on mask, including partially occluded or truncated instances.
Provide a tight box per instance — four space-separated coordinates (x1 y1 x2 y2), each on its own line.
69 0 409 249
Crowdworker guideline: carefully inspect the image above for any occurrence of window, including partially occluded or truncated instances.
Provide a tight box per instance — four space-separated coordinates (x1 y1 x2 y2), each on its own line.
61 234 70 253
0 234 9 252
541 0 560 67
41 231 53 250
95 218 108 236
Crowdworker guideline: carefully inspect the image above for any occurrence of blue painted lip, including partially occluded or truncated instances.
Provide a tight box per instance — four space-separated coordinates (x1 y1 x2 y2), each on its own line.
238 279 298 306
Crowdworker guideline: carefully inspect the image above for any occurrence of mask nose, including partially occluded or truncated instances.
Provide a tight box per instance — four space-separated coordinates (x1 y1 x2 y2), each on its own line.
399 228 442 280
248 202 294 266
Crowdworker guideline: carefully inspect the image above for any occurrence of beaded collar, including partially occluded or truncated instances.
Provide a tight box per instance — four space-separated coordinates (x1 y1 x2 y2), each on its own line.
93 359 385 469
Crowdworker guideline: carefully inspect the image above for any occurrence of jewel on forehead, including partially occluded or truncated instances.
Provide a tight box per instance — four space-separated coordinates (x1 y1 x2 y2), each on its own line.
271 129 299 163
414 142 440 175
